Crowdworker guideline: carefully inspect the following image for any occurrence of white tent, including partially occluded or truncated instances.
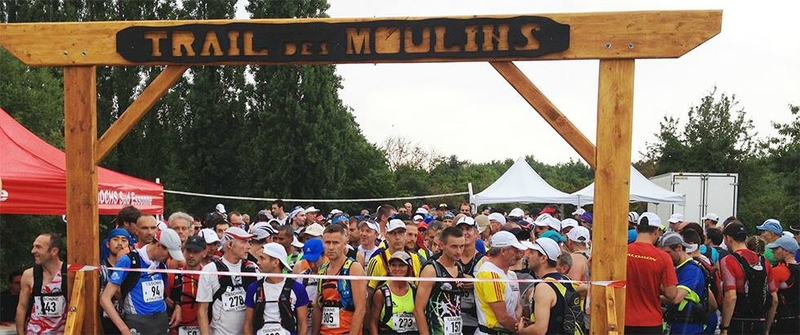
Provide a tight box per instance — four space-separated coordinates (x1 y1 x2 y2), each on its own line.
572 166 686 206
470 158 579 206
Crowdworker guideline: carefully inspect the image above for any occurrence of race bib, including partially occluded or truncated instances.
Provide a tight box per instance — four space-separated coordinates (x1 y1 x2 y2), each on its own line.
257 324 289 335
392 313 417 333
38 296 65 317
178 326 199 335
222 290 245 311
322 307 340 328
443 316 462 335
141 280 164 303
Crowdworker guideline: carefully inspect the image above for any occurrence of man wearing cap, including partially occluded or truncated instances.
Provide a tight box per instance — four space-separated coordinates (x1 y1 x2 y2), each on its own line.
625 212 679 334
293 238 326 335
365 220 423 322
197 227 260 335
508 208 525 223
302 223 325 243
246 223 276 263
578 213 593 230
718 222 778 335
100 228 133 334
658 232 712 335
304 206 320 226
355 220 380 266
198 228 222 265
702 213 720 230
487 213 506 238
566 226 591 283
766 235 800 334
475 231 528 334
572 208 586 220
519 238 578 335
245 243 310 335
668 213 685 232
756 219 783 266
167 235 206 335
100 229 185 335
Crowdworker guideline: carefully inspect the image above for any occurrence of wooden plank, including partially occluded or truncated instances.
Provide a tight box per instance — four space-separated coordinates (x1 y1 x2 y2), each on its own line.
63 271 86 335
491 61 596 168
0 10 721 66
589 59 634 334
95 65 189 164
64 66 100 334
605 286 619 335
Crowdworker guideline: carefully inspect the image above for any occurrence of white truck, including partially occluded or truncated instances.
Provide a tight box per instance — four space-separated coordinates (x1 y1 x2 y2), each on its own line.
647 172 739 224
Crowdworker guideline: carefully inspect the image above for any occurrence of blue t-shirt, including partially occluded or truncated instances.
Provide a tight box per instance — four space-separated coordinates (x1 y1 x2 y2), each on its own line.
666 259 705 334
244 279 310 335
108 250 167 315
476 238 486 254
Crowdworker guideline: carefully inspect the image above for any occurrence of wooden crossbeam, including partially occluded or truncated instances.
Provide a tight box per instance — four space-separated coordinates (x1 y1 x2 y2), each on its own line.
491 61 596 168
95 65 189 164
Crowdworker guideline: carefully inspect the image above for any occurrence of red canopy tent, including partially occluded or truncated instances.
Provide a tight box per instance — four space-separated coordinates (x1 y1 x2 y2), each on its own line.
0 107 163 215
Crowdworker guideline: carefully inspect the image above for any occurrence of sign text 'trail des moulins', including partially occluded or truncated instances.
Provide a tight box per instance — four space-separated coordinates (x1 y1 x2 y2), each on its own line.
116 16 570 63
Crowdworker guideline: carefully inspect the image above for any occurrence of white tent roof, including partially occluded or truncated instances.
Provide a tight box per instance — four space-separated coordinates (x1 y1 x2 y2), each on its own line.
572 166 686 206
470 158 579 206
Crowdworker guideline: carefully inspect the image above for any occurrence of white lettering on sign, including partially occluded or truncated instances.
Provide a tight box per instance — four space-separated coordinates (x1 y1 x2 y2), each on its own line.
97 190 155 207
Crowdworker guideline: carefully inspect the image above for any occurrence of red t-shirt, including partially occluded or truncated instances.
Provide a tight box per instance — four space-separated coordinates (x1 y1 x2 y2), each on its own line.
719 248 777 293
771 262 792 289
166 271 201 334
625 241 678 327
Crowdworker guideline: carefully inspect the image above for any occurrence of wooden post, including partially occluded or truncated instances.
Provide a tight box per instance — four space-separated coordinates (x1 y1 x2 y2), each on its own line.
589 59 635 334
63 271 86 335
64 66 99 334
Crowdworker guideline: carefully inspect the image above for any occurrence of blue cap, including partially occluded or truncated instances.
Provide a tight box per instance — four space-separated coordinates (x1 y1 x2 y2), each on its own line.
540 230 567 243
756 219 782 235
107 228 132 241
301 238 324 262
628 229 638 244
767 235 799 254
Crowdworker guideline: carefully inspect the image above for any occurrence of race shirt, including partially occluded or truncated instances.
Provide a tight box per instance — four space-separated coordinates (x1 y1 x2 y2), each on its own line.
109 247 168 315
475 261 520 333
196 258 249 335
244 279 310 335
27 269 67 334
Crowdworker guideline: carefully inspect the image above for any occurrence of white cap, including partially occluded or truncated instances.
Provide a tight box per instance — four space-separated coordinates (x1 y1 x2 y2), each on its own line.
509 208 524 218
156 221 168 232
155 229 185 261
783 231 794 238
488 213 506 225
567 226 591 243
223 227 254 241
490 231 528 251
250 222 276 236
413 215 425 222
535 213 553 223
702 213 719 222
529 238 561 261
639 212 663 227
546 217 562 231
303 223 325 237
291 235 304 248
456 216 476 226
199 228 221 244
262 243 291 270
561 218 579 230
572 208 586 216
359 220 380 234
330 209 343 215
668 213 684 224
215 203 226 214
305 206 320 213
415 207 428 215
387 219 407 233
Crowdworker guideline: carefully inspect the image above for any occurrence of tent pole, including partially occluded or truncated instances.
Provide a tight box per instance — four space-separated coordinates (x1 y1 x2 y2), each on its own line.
589 59 635 334
64 66 100 334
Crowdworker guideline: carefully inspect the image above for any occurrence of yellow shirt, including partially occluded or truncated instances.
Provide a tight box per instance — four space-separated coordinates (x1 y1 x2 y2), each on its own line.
475 261 520 330
365 248 423 290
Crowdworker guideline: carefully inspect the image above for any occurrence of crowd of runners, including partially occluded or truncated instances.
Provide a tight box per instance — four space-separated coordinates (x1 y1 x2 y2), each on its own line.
6 200 800 335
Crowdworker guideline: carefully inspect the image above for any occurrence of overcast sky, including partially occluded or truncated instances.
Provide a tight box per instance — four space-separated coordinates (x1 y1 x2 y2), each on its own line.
240 0 800 165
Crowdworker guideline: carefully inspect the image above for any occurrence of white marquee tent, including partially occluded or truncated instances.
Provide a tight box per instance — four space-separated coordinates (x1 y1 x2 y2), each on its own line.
470 158 579 206
572 165 686 206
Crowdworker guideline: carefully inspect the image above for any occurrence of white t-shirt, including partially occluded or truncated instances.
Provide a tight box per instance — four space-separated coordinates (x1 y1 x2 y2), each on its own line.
197 258 250 335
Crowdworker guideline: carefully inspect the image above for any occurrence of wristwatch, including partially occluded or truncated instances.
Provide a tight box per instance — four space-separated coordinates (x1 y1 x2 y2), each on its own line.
719 325 730 331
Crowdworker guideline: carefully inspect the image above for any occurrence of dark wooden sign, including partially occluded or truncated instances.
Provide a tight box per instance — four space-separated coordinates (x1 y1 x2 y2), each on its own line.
116 16 570 63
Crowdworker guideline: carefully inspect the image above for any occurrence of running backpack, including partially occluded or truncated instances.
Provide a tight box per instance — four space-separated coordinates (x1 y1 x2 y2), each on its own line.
317 258 355 311
730 253 771 318
27 262 68 321
542 274 587 335
694 256 722 308
209 259 258 320
251 278 297 333
378 283 417 329
118 251 171 307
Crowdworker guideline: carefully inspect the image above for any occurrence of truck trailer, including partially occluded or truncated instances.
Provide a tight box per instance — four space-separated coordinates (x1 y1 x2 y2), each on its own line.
647 172 739 224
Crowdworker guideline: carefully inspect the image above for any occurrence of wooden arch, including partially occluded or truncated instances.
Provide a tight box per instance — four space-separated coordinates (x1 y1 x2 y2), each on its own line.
0 10 721 334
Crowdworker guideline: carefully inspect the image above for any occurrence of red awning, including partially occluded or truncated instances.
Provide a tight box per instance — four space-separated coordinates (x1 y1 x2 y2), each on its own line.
0 107 164 215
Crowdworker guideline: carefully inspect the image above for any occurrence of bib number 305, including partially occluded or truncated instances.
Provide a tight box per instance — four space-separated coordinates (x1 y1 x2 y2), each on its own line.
322 307 340 328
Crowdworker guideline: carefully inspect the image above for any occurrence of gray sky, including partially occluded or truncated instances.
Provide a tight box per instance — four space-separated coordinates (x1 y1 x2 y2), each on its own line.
240 0 800 165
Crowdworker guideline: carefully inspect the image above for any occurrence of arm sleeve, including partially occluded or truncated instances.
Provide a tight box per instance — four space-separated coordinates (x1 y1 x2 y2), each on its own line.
108 256 131 285
244 281 258 309
294 281 310 307
475 271 505 304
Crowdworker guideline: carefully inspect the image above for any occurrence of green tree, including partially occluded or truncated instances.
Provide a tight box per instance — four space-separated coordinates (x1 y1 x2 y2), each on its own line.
766 105 800 223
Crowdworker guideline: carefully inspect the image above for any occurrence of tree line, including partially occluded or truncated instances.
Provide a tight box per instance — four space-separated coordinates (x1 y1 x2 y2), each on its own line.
0 0 798 289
